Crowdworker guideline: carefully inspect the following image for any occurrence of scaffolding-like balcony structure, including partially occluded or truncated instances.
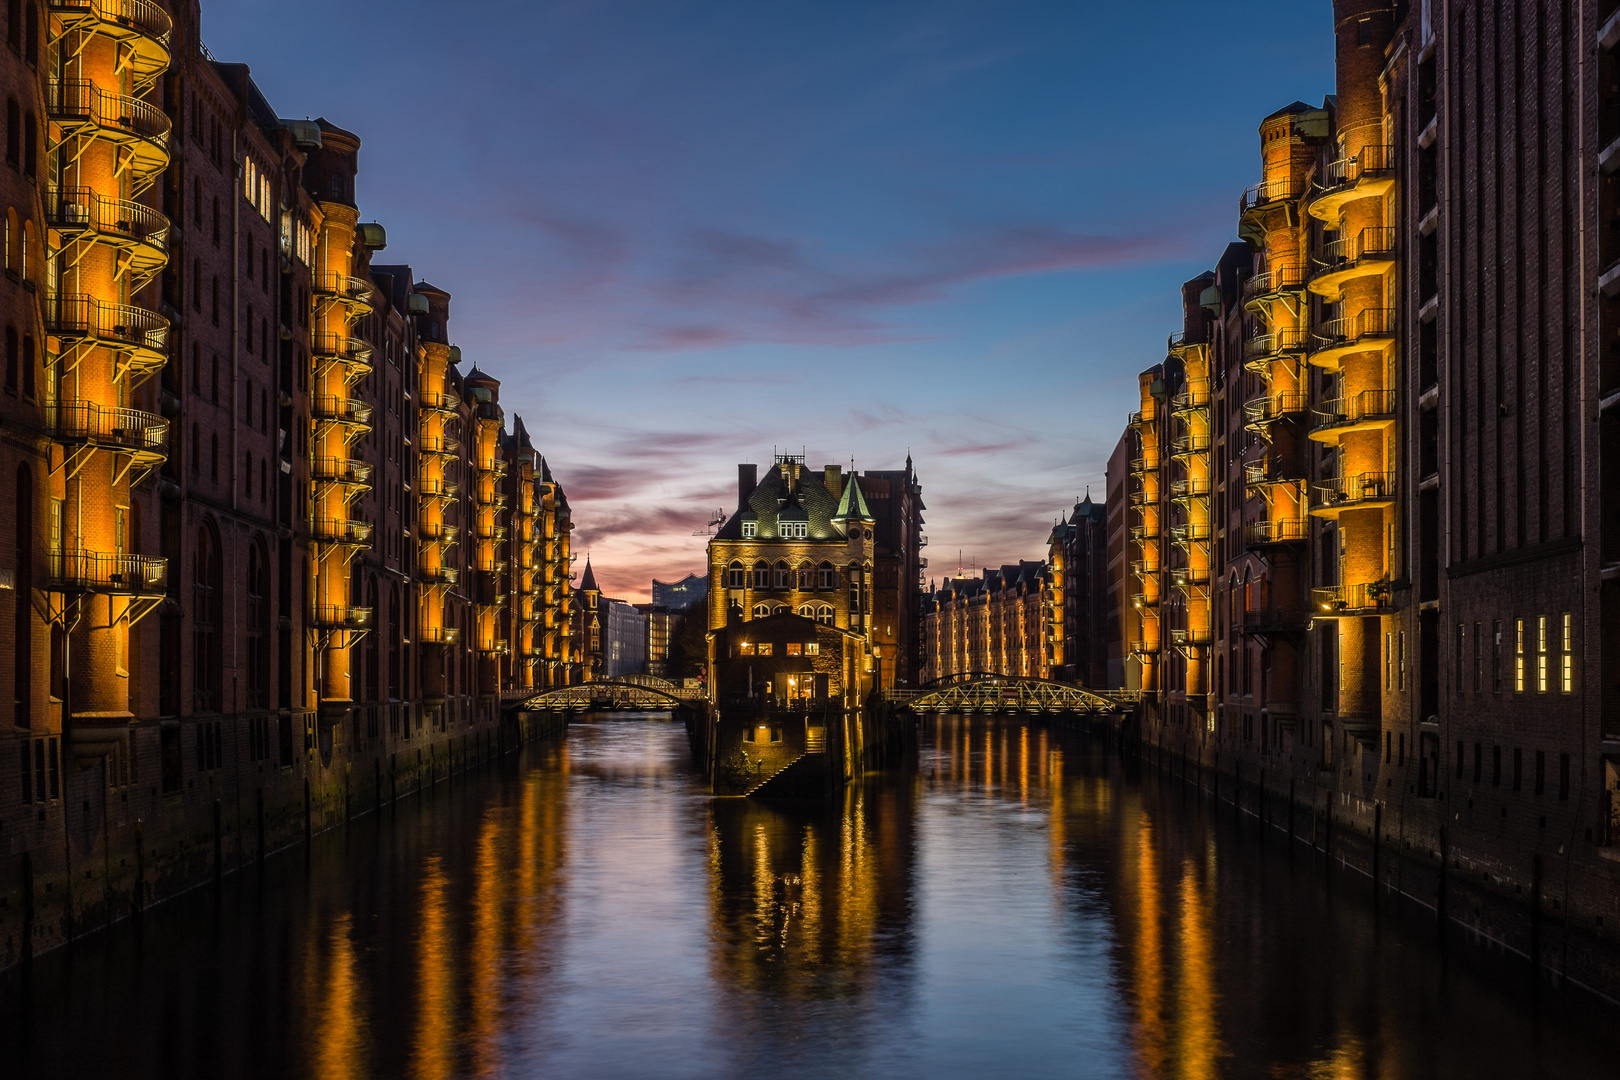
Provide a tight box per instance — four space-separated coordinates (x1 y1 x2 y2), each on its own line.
419 388 462 414
419 434 460 459
1239 176 1307 218
46 0 173 88
47 550 166 594
1243 518 1310 547
46 187 170 285
419 626 462 646
1312 582 1394 615
1308 144 1396 222
312 395 374 430
1310 308 1397 370
1242 264 1307 309
1309 389 1397 443
1310 471 1397 519
1243 392 1308 431
1309 226 1397 298
45 80 170 194
1242 328 1309 374
311 605 374 630
45 294 170 376
310 517 373 547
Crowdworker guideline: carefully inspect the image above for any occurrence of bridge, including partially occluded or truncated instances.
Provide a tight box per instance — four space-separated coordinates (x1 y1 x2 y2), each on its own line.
887 673 1137 716
517 674 706 713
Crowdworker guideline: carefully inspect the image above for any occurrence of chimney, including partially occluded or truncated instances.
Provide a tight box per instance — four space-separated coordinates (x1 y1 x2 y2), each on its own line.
738 464 757 511
824 464 842 501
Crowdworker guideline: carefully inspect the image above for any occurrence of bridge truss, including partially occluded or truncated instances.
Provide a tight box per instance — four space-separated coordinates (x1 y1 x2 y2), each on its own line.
519 674 705 713
895 674 1136 716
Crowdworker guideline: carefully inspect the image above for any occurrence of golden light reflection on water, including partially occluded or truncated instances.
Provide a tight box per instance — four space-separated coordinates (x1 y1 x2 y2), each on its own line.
308 911 365 1079
410 854 453 1080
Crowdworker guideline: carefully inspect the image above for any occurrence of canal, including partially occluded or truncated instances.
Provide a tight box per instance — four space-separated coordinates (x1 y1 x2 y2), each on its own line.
5 714 1619 1078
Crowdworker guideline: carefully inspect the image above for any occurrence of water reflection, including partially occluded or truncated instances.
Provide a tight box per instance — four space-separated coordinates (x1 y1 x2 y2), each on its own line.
4 715 1620 1079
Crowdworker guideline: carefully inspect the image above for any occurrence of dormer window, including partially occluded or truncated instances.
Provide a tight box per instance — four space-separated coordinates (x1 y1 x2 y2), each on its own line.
741 521 756 538
788 522 808 539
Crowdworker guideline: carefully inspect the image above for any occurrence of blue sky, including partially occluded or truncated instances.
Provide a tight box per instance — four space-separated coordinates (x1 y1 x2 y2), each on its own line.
206 0 1332 601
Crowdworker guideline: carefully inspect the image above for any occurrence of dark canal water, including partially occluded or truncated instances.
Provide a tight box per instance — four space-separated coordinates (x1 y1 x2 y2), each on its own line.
5 714 1619 1079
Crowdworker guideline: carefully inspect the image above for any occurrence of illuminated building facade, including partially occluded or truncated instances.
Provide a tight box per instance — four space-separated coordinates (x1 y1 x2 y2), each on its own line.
0 1 575 966
920 563 1047 683
1045 492 1108 687
1114 0 1620 984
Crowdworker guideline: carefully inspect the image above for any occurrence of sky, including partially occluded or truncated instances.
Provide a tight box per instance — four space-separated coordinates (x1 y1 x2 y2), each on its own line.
205 0 1332 602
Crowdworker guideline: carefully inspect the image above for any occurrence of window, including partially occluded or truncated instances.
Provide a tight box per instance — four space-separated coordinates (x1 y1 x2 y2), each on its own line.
246 543 268 709
4 98 14 165
752 603 771 620
751 561 770 589
797 564 813 590
818 561 836 589
814 605 835 626
21 109 32 176
804 642 819 655
19 737 58 803
1513 748 1523 792
19 332 29 397
193 523 222 712
1536 615 1548 692
735 642 755 656
1493 619 1502 693
756 643 772 656
1561 612 1573 693
786 643 802 656
741 520 756 539
211 275 219 324
13 463 31 727
1514 618 1525 692
774 561 790 589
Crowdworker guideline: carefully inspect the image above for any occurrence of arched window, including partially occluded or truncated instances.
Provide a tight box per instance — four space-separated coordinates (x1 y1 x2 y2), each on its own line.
22 109 33 176
796 563 813 590
773 560 789 589
22 2 35 65
725 560 744 589
818 561 836 589
774 605 790 617
4 207 16 271
193 522 222 712
14 463 31 726
798 604 815 619
388 582 402 700
364 575 380 704
6 0 18 50
815 604 835 626
751 560 769 589
20 219 31 279
751 603 771 620
4 325 15 391
245 541 269 709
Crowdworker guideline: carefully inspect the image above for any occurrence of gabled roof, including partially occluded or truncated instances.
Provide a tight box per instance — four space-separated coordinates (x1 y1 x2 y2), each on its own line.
711 463 841 541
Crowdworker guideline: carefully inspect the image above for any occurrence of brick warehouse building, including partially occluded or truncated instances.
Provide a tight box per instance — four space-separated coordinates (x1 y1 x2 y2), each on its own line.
0 0 576 966
1113 0 1620 995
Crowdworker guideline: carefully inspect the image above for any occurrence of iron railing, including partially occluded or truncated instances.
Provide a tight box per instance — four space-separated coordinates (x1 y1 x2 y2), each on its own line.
48 550 166 592
46 401 167 452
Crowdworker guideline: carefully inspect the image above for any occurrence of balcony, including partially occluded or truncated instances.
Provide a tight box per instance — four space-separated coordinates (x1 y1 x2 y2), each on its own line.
1170 433 1211 458
1241 608 1308 635
418 565 457 588
1308 145 1396 222
418 521 459 543
1242 328 1309 373
474 524 509 542
45 294 169 373
46 188 170 281
476 459 510 479
1240 176 1307 217
46 81 170 187
418 477 458 500
47 550 166 594
1168 522 1211 546
310 518 373 546
1309 226 1397 298
313 272 376 313
312 395 374 429
1242 264 1307 308
1129 485 1158 507
1130 453 1161 474
1310 471 1396 518
311 605 373 630
419 388 461 413
1171 564 1210 587
311 333 374 380
1130 522 1160 543
1130 559 1160 579
1170 477 1211 500
46 401 167 459
1128 638 1161 657
1312 582 1394 615
419 626 462 647
311 458 372 487
1310 308 1397 370
1243 518 1309 546
1170 627 1211 648
1167 330 1206 357
1309 389 1397 443
1171 379 1211 414
477 640 512 656
1128 406 1157 428
1242 392 1308 430
420 434 460 458
47 1 172 87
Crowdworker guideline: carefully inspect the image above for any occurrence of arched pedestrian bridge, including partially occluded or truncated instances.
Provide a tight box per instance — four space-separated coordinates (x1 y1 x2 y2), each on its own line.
518 674 706 713
888 674 1137 716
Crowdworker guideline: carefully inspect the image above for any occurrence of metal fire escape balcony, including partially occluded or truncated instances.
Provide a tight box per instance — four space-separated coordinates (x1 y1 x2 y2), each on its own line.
311 333 374 380
418 389 462 414
1307 145 1396 222
418 521 459 544
1167 522 1211 547
311 457 372 490
1242 392 1308 431
1242 328 1309 375
45 80 170 193
312 395 374 430
311 605 374 630
1128 405 1157 429
1239 176 1307 219
46 0 173 89
1310 308 1397 371
310 517 373 547
1169 478 1211 503
46 187 170 285
1309 226 1396 299
47 550 166 594
1130 452 1161 474
1312 582 1394 615
418 565 458 587
1242 264 1307 310
1170 433 1211 460
417 477 458 500
1170 627 1211 649
1170 379 1210 417
1310 471 1397 519
419 626 461 646
45 294 169 376
312 272 376 315
1309 389 1397 443
1243 518 1310 546
46 401 167 482
419 434 460 458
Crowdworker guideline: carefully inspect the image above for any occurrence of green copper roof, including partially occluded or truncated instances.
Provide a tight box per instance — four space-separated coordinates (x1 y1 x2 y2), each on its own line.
833 473 873 522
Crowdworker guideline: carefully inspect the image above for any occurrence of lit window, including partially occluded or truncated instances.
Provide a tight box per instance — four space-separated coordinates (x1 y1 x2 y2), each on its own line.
818 562 836 589
805 642 819 656
752 603 771 619
751 562 770 588
1536 615 1548 692
736 642 755 656
741 521 756 538
725 561 744 589
1561 612 1573 694
757 642 773 656
786 643 802 656
815 605 835 626
1514 618 1525 692
774 561 790 589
